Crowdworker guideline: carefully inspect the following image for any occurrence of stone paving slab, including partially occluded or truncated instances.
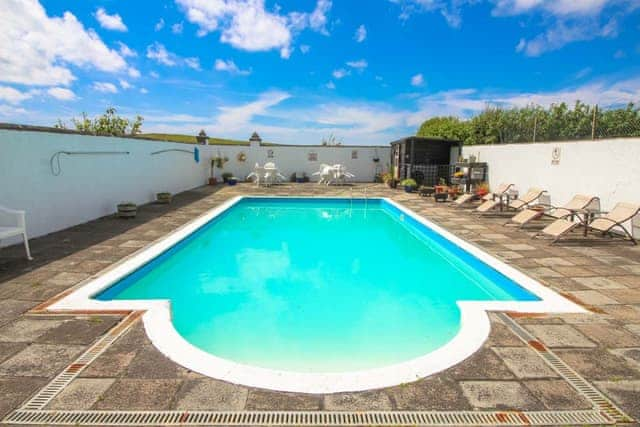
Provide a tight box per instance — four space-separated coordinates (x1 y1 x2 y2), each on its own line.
0 184 639 419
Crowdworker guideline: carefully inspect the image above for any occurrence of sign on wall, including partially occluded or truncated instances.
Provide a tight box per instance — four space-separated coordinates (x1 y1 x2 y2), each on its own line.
551 146 561 165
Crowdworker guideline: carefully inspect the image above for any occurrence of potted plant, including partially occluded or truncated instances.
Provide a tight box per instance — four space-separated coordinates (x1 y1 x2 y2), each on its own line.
290 172 297 182
227 177 238 186
221 172 233 183
156 192 172 204
476 182 490 198
117 202 137 218
401 178 417 193
382 172 398 189
208 159 218 185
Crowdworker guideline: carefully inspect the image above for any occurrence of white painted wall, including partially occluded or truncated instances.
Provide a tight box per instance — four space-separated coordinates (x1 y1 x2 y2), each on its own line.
0 129 389 245
462 138 640 236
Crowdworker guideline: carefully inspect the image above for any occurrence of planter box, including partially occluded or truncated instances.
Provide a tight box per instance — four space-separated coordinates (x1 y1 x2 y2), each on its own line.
117 203 137 218
156 192 172 204
227 178 238 186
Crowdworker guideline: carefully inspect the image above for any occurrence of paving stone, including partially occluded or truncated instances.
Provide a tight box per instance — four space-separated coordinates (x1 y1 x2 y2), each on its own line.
174 379 248 410
125 344 191 378
573 276 627 290
492 347 559 378
36 316 119 345
566 290 619 306
606 288 640 304
0 281 70 302
460 381 544 410
593 380 640 421
43 271 90 286
485 322 524 347
448 348 515 379
245 390 322 410
502 244 536 251
48 378 115 409
0 318 65 342
627 324 640 337
621 264 640 274
555 348 640 380
0 299 35 327
524 324 596 348
551 266 597 277
494 251 524 260
93 379 183 410
324 390 393 411
611 275 640 288
0 343 84 377
574 323 640 347
80 349 137 377
386 375 470 410
603 305 640 321
0 377 48 418
522 379 591 410
535 257 575 267
0 342 28 364
609 348 640 370
528 267 564 278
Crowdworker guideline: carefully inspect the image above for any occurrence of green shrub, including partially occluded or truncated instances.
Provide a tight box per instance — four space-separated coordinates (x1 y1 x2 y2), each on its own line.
400 178 417 187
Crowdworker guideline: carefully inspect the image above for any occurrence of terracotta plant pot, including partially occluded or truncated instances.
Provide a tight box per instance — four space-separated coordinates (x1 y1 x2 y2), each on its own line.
208 177 218 185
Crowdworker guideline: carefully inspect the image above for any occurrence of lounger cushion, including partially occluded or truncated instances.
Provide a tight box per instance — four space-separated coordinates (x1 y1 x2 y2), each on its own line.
510 209 543 225
454 194 474 205
541 218 578 238
476 199 498 212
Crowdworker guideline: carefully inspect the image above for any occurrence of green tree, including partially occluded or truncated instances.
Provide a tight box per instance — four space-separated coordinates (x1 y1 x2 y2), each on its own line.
56 108 143 136
416 116 471 142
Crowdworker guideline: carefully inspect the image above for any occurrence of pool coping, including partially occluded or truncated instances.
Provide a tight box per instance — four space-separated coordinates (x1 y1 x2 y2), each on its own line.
48 195 587 393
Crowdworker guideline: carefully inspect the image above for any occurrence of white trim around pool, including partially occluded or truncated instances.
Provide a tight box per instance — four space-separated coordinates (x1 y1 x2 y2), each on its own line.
50 195 587 394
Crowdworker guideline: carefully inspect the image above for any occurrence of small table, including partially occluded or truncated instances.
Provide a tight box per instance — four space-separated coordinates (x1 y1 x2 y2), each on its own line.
570 208 599 237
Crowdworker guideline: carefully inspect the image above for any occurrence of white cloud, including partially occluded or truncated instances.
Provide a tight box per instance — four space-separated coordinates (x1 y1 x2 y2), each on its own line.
392 0 471 28
346 59 368 69
406 76 640 125
150 71 160 78
47 87 76 100
411 73 424 86
332 68 350 79
128 67 141 78
117 42 137 57
155 18 165 31
614 49 626 58
575 67 592 79
174 0 332 58
0 86 34 104
214 59 251 75
354 24 367 42
119 79 133 89
140 88 149 94
325 81 336 89
92 82 118 93
184 57 201 70
94 7 128 32
146 42 201 70
211 90 291 133
171 22 184 34
0 0 127 86
300 44 311 54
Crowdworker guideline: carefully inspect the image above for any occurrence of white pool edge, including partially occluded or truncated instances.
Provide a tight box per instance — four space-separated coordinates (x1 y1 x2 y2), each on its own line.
50 195 587 393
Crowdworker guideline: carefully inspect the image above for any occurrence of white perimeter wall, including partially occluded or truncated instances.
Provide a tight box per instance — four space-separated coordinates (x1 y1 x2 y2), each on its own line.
0 129 389 245
462 138 640 236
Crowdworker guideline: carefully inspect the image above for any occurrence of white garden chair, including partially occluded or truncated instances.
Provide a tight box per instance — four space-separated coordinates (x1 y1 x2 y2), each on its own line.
0 205 32 260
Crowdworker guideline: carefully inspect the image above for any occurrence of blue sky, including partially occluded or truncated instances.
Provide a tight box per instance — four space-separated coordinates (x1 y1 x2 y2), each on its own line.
1 0 639 145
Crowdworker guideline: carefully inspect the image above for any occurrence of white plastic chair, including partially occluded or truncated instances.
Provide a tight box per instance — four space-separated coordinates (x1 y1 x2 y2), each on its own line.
0 205 32 260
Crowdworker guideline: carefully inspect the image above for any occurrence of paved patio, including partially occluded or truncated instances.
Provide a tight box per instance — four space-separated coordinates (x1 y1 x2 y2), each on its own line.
0 183 639 425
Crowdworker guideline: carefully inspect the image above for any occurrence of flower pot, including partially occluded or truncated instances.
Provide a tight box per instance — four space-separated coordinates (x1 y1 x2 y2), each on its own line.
156 192 172 204
404 185 415 193
227 178 238 186
296 177 305 183
117 203 137 218
434 193 448 203
387 180 398 189
208 177 218 185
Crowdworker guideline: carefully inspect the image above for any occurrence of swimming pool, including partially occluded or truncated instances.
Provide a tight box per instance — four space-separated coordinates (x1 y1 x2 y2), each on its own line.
53 196 585 392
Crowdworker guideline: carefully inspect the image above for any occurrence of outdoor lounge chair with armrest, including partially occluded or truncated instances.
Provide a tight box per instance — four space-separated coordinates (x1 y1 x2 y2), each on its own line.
533 202 640 245
472 183 514 211
476 187 545 214
505 194 600 228
0 205 32 260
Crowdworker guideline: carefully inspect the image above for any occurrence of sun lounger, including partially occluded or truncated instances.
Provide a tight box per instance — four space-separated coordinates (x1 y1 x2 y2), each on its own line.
505 194 600 228
534 202 640 245
473 183 514 212
476 187 544 214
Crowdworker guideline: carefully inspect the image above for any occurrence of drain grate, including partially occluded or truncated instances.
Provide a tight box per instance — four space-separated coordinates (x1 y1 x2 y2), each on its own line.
498 313 632 424
3 409 613 426
20 311 144 411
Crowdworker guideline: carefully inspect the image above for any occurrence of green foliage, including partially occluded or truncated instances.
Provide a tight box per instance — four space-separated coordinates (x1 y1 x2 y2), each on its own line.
416 102 640 145
417 116 470 141
58 108 144 136
400 178 417 187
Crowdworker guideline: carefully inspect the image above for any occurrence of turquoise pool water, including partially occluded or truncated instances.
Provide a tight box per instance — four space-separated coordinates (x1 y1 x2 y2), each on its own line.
97 198 538 373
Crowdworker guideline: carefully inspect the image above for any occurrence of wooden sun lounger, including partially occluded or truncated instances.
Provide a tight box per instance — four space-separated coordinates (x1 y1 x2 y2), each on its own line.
476 187 545 214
